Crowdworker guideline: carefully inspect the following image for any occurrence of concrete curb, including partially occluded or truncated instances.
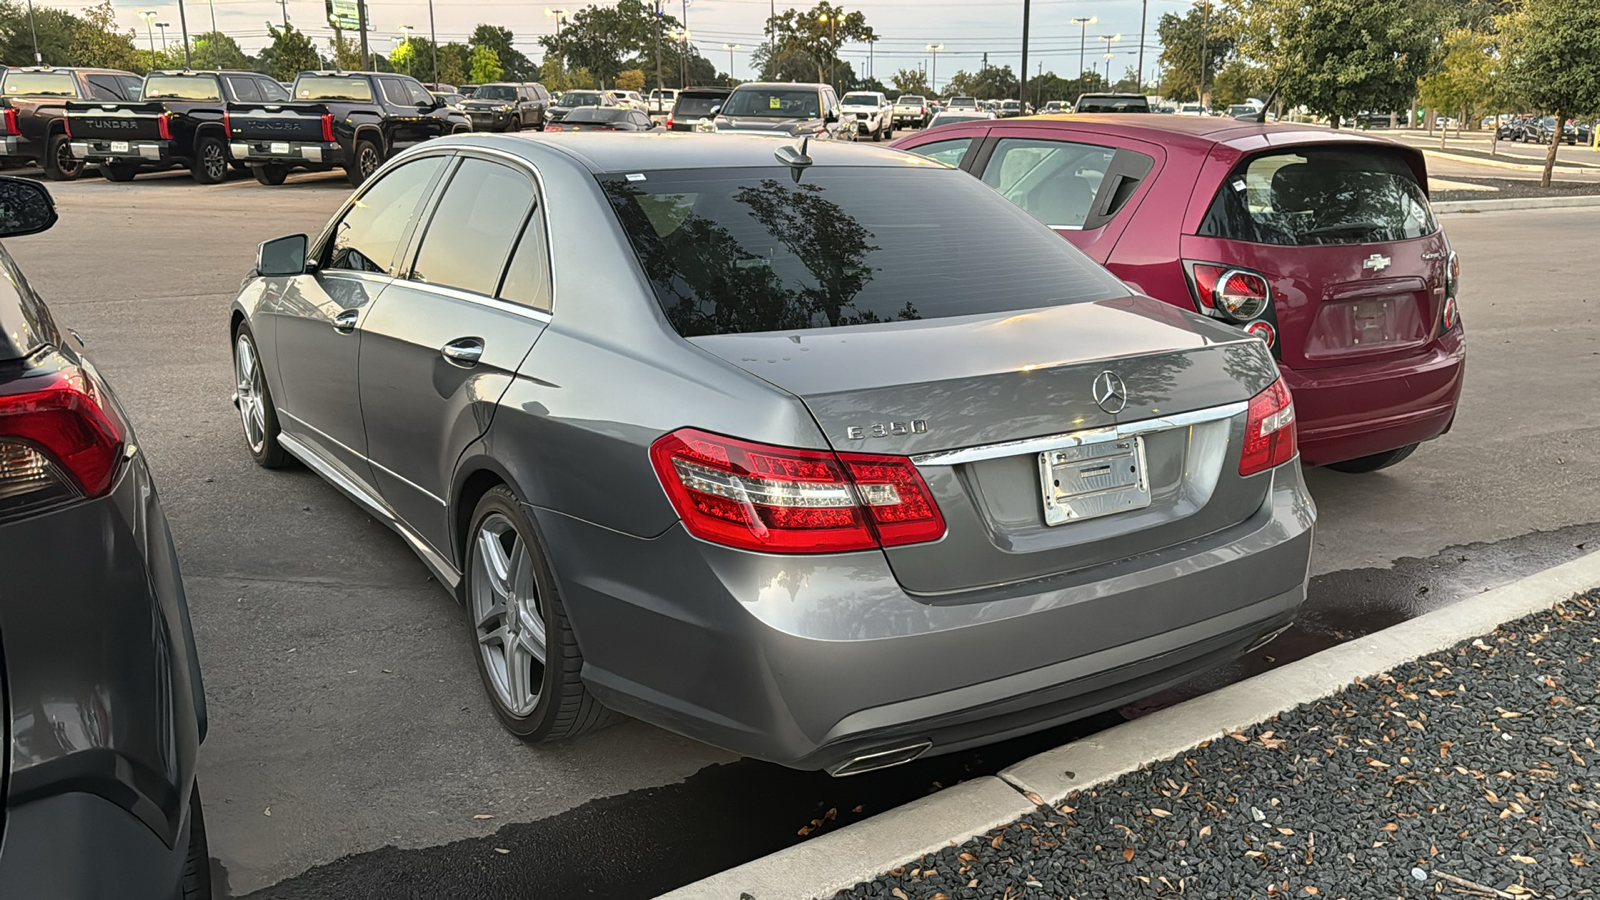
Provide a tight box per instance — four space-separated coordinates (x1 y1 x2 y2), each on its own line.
1422 148 1600 173
1434 194 1600 213
661 548 1600 900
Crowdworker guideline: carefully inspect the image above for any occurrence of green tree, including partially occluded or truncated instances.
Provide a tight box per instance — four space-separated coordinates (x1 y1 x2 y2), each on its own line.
1211 59 1268 107
264 24 320 82
1157 4 1235 104
330 31 362 71
945 64 1018 100
758 2 873 87
437 42 470 86
189 30 251 70
390 36 437 81
1418 28 1496 145
1497 0 1600 185
1229 0 1436 128
70 1 140 71
470 24 533 80
890 68 932 98
0 1 77 67
616 68 645 92
540 1 672 88
469 45 504 83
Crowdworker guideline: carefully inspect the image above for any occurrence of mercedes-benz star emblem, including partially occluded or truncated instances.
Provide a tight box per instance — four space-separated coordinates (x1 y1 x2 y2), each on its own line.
1092 371 1127 414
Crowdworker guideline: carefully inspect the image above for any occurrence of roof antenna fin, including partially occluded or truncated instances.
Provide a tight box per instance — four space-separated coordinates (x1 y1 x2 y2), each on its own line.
774 135 814 181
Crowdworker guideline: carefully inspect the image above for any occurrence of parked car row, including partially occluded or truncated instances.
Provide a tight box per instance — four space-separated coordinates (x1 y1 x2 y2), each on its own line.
1498 114 1592 145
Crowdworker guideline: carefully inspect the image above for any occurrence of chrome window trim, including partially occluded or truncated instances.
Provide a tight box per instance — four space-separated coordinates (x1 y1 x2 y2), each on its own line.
397 279 553 324
910 401 1248 468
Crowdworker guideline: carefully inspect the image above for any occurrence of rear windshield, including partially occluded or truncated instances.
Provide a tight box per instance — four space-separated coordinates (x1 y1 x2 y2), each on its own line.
144 74 221 100
898 96 924 105
674 96 723 117
474 85 518 101
1076 96 1148 112
1199 148 1438 246
841 93 879 105
296 76 372 101
2 72 79 97
601 166 1128 337
950 97 976 107
568 107 626 122
723 88 819 118
559 91 603 107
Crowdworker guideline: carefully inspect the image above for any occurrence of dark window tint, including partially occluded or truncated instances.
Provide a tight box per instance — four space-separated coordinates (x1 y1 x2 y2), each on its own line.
259 79 291 102
86 74 132 100
1074 95 1149 113
225 76 261 102
403 80 433 106
411 159 537 296
568 108 627 123
674 95 723 117
911 138 973 167
558 91 603 107
981 138 1117 228
1199 148 1438 246
327 155 446 274
601 166 1128 337
498 213 551 311
379 77 411 105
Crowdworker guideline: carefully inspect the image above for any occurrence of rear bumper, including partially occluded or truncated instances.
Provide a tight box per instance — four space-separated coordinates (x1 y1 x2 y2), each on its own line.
537 462 1314 771
228 139 343 167
69 137 173 164
0 792 190 897
1285 328 1466 467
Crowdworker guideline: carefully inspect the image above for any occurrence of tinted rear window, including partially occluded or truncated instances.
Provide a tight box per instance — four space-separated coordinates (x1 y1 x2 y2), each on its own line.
568 107 626 122
144 75 221 100
559 91 603 107
674 96 723 116
1075 96 1148 112
1199 148 1438 246
601 166 1128 337
296 76 372 101
3 72 78 96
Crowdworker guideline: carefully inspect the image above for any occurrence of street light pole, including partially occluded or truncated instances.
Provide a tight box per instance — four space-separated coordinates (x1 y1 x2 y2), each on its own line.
1071 16 1096 80
355 0 368 70
924 43 942 95
654 1 663 91
721 44 739 85
1096 34 1121 90
428 0 439 85
206 0 219 69
24 0 41 64
175 0 192 68
817 11 838 92
1019 0 1030 106
140 10 157 56
1198 0 1210 109
1136 0 1148 93
157 22 170 48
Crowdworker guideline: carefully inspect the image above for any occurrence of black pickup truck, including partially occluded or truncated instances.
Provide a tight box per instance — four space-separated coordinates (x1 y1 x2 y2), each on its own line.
0 66 143 180
64 70 292 183
226 71 469 186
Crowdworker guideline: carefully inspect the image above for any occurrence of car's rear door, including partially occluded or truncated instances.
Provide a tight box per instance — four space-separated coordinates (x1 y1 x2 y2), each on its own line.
358 151 550 554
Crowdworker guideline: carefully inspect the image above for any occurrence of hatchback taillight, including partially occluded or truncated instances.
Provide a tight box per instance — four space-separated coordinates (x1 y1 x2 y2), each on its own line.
1239 378 1296 477
650 428 945 554
1191 263 1270 321
0 366 127 511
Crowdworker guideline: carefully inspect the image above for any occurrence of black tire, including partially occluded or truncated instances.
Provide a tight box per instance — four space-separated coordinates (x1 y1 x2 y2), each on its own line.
44 133 82 181
345 138 381 186
232 323 289 469
191 135 229 184
883 120 893 140
231 160 250 172
464 485 620 742
253 164 289 186
1324 443 1419 474
101 161 140 182
178 784 211 900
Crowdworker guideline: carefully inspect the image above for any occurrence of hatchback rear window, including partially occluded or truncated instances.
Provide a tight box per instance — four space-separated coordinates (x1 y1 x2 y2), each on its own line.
1199 148 1438 246
601 166 1128 337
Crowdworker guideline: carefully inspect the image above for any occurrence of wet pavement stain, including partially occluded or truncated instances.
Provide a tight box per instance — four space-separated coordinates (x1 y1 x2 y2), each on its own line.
238 520 1600 900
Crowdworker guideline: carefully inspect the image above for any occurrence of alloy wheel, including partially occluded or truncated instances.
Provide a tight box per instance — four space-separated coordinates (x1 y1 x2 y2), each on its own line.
56 141 80 177
358 144 380 180
203 143 226 181
233 334 266 453
470 514 547 717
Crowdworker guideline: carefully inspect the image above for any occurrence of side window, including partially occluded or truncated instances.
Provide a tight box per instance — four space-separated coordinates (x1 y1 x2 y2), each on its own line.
498 210 551 312
117 75 144 98
379 77 411 106
410 158 538 297
85 75 123 100
258 78 291 102
403 79 433 106
911 138 974 168
227 76 262 103
327 155 447 274
517 87 533 101
980 138 1118 229
631 112 650 129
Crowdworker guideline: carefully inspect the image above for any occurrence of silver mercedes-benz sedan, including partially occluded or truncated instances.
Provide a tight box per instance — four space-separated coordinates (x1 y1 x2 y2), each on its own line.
229 132 1315 775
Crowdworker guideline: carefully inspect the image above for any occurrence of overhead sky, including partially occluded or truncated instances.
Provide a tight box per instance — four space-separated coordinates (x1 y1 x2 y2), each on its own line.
68 0 1183 87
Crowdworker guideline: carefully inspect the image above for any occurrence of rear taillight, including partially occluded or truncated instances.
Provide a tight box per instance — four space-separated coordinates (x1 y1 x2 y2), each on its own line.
649 428 945 554
157 112 172 140
1239 378 1296 477
62 114 72 138
223 110 232 136
1191 263 1269 321
321 113 335 142
2 107 18 136
0 366 127 507
666 115 674 129
1244 320 1276 348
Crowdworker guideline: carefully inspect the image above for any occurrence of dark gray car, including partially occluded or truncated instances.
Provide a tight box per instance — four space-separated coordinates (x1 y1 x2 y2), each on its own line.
0 177 209 895
229 133 1314 775
461 82 548 132
712 82 855 140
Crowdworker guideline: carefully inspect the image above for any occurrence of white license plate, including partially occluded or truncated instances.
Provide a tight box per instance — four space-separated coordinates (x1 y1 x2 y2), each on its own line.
110 141 129 153
1039 437 1151 526
271 142 291 155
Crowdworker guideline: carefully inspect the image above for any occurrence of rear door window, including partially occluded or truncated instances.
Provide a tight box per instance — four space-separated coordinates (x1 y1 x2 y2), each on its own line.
980 138 1118 229
910 138 974 168
403 79 434 106
225 76 262 103
409 158 537 297
85 74 131 100
1199 148 1438 245
601 166 1128 337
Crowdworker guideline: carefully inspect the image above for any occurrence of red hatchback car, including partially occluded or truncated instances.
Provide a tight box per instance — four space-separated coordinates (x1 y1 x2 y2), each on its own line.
891 115 1465 472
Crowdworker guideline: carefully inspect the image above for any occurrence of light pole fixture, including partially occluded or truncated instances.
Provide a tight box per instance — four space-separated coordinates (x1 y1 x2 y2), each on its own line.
817 10 840 92
398 24 414 75
24 0 42 64
1193 0 1210 107
924 43 943 94
139 10 158 55
721 43 739 85
669 27 691 89
156 22 170 47
205 0 219 69
1096 33 1121 86
1070 16 1095 79
544 7 569 33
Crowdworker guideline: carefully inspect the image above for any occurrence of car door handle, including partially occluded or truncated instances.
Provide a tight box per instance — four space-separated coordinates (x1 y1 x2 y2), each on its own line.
441 338 484 366
332 310 359 332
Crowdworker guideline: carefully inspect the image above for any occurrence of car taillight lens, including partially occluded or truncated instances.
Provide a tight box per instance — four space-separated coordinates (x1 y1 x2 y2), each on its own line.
1244 320 1276 348
321 113 335 142
2 108 17 136
1192 264 1270 321
1239 378 1296 477
649 428 945 554
223 110 231 136
666 115 674 129
0 366 127 507
157 112 172 141
1445 249 1460 300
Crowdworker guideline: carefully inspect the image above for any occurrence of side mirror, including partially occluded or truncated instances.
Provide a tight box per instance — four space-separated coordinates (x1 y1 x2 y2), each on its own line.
709 103 722 116
825 110 839 124
257 234 309 277
0 176 57 238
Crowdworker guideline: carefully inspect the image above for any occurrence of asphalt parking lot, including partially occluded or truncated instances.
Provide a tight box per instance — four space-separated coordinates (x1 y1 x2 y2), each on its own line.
8 163 1600 898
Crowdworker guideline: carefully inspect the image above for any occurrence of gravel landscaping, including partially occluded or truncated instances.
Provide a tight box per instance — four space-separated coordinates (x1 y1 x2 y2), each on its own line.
1431 177 1600 203
842 588 1600 900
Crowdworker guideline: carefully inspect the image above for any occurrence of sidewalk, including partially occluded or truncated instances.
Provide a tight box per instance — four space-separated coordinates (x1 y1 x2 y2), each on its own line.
843 589 1600 900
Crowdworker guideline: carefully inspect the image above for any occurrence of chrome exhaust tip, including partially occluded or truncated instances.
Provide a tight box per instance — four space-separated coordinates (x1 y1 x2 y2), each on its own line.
1245 624 1293 654
827 740 933 777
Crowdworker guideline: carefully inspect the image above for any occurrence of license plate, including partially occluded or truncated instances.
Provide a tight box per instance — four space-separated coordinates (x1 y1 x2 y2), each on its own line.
1039 438 1151 526
271 142 291 155
110 141 129 153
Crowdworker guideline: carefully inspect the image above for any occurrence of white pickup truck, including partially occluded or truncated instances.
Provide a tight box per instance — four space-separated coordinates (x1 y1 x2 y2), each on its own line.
839 90 894 141
892 94 931 129
648 88 678 116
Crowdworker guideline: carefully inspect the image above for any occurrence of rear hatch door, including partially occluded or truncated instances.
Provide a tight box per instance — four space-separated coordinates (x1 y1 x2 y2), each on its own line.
64 101 170 141
1181 141 1449 371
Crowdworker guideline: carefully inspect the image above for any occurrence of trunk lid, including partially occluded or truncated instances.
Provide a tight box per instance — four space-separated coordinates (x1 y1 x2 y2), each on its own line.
691 298 1282 594
224 102 329 143
63 101 168 141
